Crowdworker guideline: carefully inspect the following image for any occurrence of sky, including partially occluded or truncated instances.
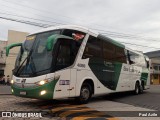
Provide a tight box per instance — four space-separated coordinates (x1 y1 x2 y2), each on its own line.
0 0 160 52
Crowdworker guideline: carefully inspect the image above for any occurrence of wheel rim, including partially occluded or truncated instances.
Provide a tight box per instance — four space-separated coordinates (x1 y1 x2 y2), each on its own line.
136 84 139 94
81 87 90 100
136 86 138 93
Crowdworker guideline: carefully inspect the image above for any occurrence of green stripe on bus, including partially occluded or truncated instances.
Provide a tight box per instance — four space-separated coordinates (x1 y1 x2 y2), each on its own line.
140 72 148 85
88 57 122 90
11 78 59 100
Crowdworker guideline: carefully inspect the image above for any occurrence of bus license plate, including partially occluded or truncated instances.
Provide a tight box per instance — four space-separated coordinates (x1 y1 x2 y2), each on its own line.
20 91 26 95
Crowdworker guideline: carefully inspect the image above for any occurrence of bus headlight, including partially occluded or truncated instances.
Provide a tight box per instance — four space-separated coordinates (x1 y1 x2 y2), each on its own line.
11 80 14 84
11 89 14 93
40 90 46 95
36 80 48 86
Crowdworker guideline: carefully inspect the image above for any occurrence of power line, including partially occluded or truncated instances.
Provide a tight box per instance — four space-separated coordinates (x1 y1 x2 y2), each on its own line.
101 33 160 43
120 42 160 49
0 0 72 24
0 14 159 50
0 0 135 31
0 3 69 25
92 29 160 42
1 0 160 43
0 16 49 28
0 11 59 26
1 0 73 20
0 16 159 50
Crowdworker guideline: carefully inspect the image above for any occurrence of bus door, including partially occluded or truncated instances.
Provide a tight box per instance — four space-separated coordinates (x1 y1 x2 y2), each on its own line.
53 39 79 98
53 39 71 98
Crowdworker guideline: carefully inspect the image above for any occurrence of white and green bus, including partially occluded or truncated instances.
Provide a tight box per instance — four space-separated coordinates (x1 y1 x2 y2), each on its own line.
7 25 150 103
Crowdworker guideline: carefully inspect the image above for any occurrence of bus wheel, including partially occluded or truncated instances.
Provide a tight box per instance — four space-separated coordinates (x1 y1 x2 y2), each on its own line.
78 83 92 104
134 82 140 95
139 82 144 94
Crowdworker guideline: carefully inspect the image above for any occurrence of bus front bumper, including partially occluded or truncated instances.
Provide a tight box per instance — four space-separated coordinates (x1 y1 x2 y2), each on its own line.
11 80 57 100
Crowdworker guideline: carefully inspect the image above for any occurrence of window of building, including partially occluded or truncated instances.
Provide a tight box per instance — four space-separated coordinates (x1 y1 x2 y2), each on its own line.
154 65 158 71
153 74 158 79
158 66 160 71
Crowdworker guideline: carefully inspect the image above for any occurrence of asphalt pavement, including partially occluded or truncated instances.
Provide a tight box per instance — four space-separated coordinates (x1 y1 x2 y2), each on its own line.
0 85 160 120
0 85 11 94
104 85 160 111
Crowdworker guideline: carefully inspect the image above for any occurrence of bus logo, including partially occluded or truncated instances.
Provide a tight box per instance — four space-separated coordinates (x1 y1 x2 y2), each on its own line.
77 63 85 68
21 79 26 88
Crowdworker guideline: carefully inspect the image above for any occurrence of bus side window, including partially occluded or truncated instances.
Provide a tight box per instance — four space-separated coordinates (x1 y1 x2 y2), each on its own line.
146 61 149 68
128 51 137 65
128 51 146 67
70 41 81 64
102 40 127 63
82 36 102 59
145 57 150 68
55 40 72 70
103 41 115 61
115 47 127 63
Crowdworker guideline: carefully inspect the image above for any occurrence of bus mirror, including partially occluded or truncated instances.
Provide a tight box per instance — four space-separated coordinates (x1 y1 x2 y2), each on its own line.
46 34 73 51
46 35 58 51
6 43 22 56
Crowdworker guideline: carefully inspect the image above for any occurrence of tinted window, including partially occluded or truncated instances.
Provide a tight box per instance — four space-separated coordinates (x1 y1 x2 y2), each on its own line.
103 40 126 63
82 36 102 59
56 40 72 70
115 47 127 63
128 51 139 65
55 39 81 70
128 51 146 66
103 41 115 61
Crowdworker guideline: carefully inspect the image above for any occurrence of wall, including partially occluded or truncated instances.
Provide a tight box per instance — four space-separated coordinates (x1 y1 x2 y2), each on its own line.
4 30 29 80
0 40 7 77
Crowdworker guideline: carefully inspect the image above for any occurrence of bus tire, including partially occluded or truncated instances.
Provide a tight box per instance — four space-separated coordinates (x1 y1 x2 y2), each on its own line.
134 82 140 95
139 82 144 94
78 83 92 104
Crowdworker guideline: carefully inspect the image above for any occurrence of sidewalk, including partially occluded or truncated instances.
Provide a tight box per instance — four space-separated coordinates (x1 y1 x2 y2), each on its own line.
0 85 12 95
87 100 160 120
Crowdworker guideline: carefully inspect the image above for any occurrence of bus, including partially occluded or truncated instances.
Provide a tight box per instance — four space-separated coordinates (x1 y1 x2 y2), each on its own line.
6 25 150 104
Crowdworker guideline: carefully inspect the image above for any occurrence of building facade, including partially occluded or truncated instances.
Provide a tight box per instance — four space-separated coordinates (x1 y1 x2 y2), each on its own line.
4 30 29 80
0 40 7 78
145 50 160 85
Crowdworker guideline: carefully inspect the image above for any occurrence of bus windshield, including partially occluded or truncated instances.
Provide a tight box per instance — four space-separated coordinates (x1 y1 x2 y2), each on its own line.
14 29 85 77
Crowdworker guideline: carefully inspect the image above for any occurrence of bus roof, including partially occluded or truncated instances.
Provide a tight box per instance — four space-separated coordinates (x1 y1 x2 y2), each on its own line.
28 25 144 56
29 25 99 36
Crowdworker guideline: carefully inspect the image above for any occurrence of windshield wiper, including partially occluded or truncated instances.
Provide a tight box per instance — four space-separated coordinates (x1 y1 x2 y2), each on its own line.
29 55 37 76
16 50 33 76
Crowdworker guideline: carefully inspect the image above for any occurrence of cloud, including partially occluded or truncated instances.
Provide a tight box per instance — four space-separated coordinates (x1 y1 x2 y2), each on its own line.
1 0 160 52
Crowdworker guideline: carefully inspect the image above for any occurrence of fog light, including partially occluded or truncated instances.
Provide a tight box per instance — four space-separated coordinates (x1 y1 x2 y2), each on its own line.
11 80 14 84
40 90 46 95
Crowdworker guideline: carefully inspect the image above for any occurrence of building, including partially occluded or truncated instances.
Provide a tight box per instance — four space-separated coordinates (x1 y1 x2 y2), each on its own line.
0 40 7 78
145 50 160 85
4 30 29 80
